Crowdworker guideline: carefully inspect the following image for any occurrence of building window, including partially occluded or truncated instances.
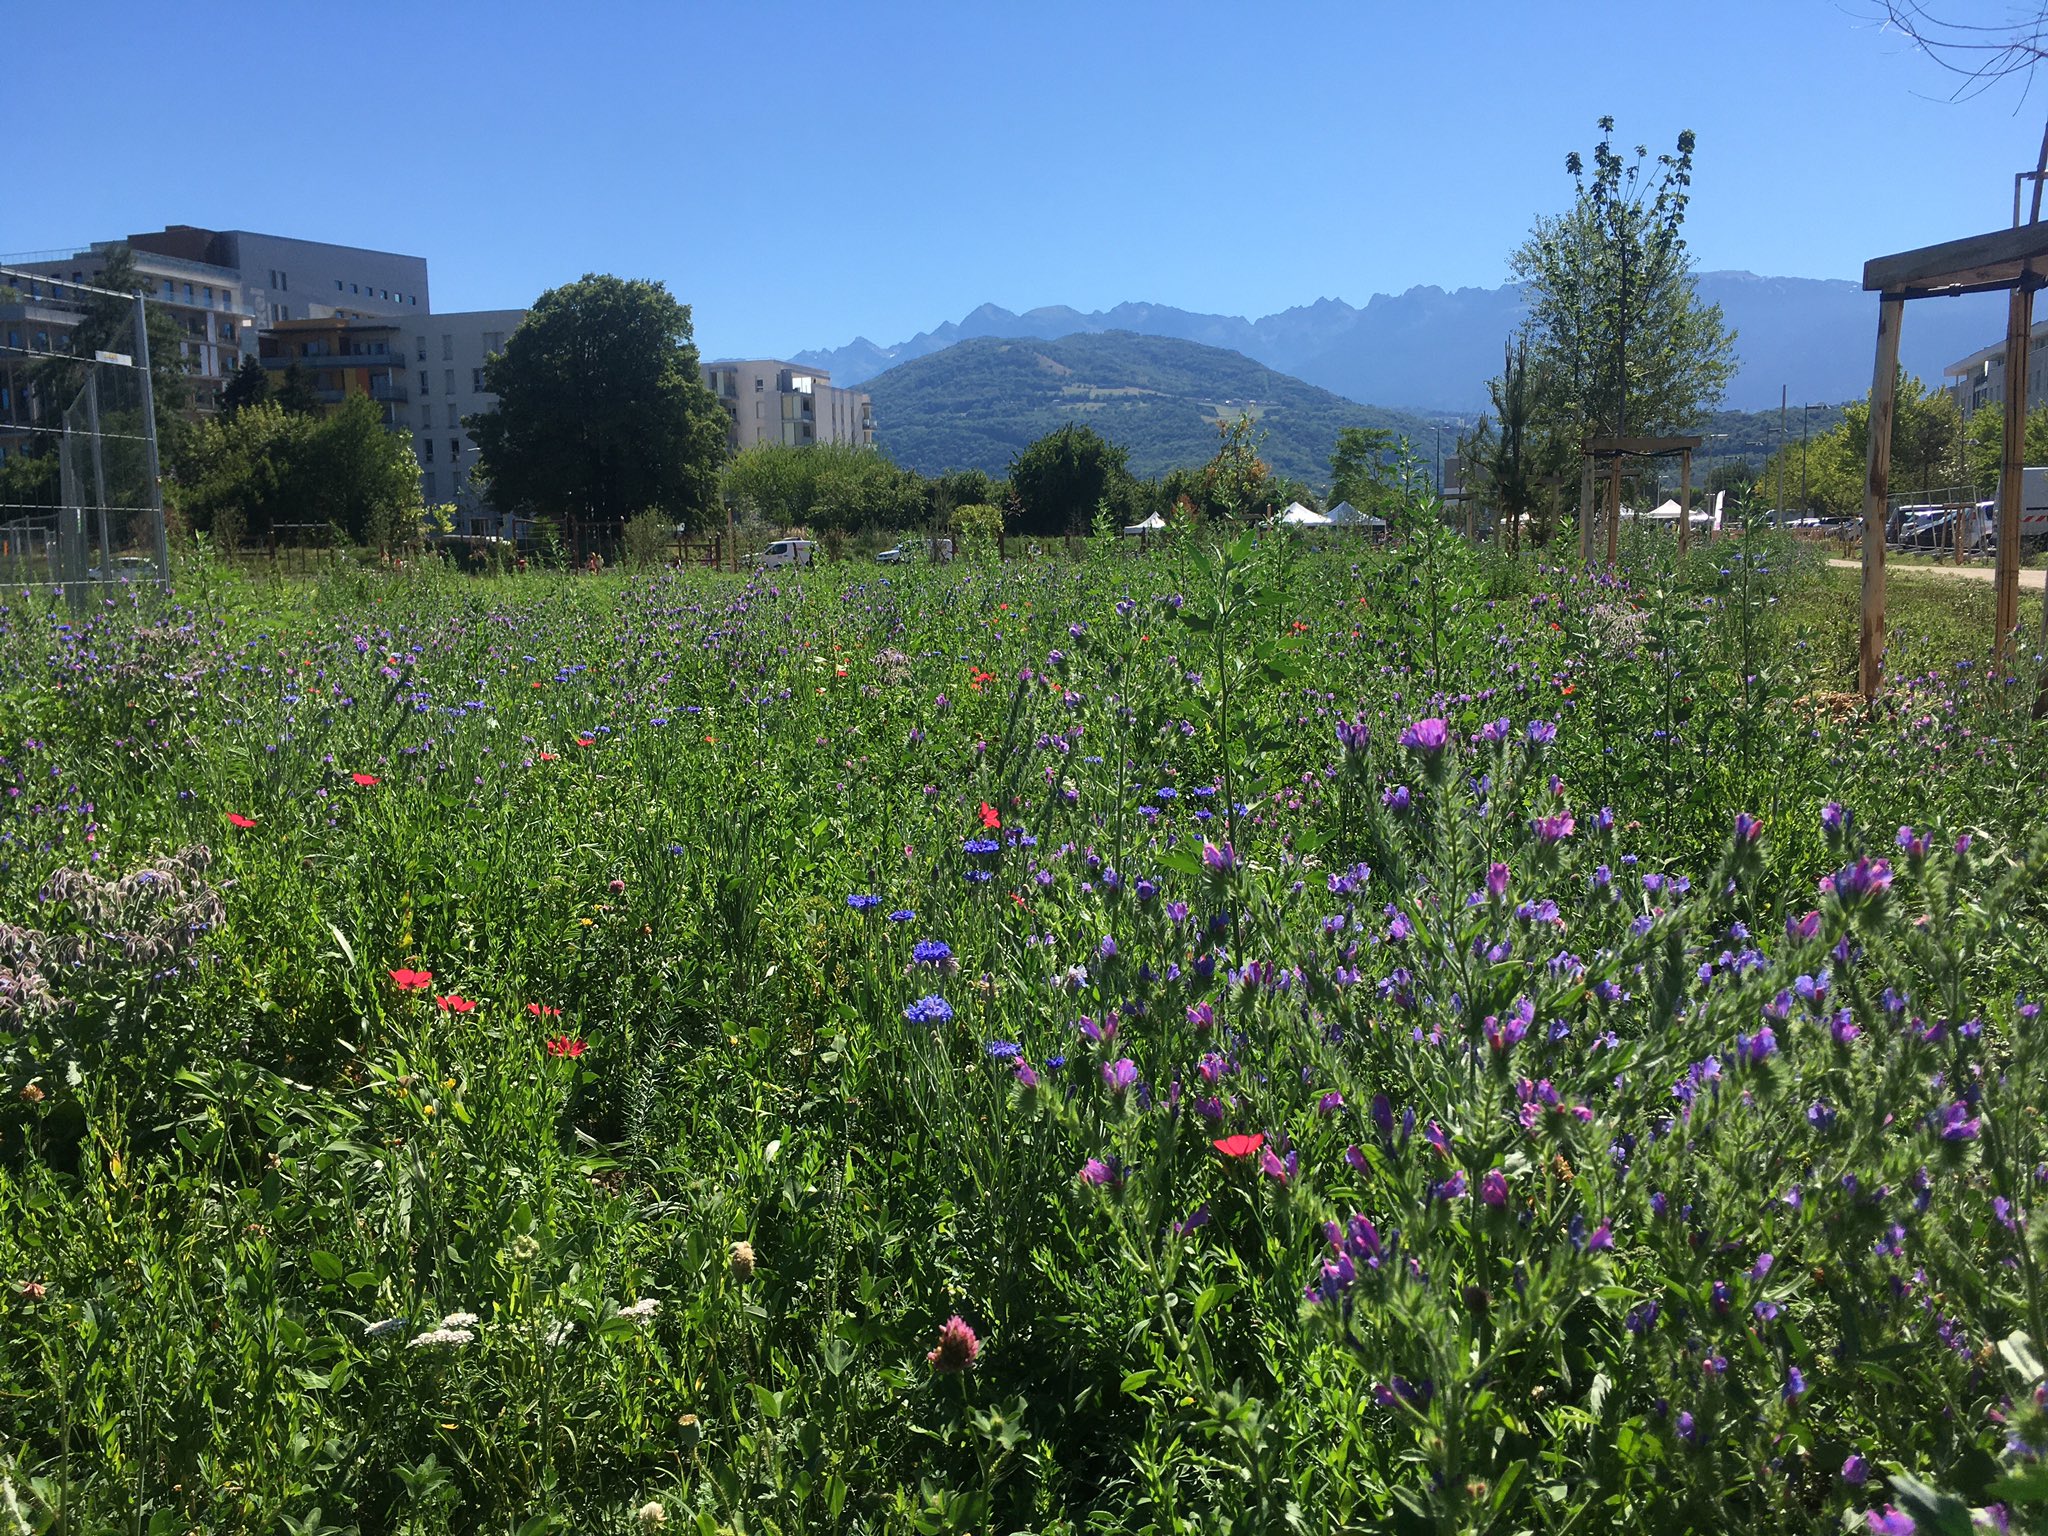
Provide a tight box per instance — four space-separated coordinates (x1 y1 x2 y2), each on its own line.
420 371 430 394
280 271 288 291
336 280 344 290
183 283 194 302
442 334 453 360
424 470 437 498
448 437 460 461
755 376 764 391
444 370 455 395
472 367 487 391
416 335 426 361
420 437 434 461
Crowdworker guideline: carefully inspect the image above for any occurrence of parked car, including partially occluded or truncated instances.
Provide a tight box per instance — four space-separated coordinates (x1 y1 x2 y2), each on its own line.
875 544 912 564
876 538 952 565
750 539 816 569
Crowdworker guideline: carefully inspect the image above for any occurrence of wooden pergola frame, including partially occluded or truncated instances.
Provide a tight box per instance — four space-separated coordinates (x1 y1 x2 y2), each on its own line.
1580 434 1703 565
1861 224 2048 706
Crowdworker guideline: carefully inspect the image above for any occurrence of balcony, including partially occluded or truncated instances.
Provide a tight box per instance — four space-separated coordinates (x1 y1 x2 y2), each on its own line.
371 379 409 403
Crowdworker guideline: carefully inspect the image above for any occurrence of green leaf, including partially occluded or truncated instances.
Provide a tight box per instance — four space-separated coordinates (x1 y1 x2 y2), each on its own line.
1887 1471 1972 1536
308 1250 344 1283
1120 1370 1157 1394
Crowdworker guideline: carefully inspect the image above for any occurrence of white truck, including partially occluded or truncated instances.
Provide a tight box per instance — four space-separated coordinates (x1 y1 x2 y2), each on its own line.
749 539 816 569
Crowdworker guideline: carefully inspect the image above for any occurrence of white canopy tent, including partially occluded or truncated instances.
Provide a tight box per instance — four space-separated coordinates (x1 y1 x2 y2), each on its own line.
1277 502 1332 526
1122 512 1168 537
1323 500 1387 529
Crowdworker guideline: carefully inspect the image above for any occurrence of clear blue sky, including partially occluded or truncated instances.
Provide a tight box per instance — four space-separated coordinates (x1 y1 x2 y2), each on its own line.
8 0 2045 360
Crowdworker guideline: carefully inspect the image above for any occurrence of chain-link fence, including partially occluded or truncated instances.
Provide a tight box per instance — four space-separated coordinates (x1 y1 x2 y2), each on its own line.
0 268 168 601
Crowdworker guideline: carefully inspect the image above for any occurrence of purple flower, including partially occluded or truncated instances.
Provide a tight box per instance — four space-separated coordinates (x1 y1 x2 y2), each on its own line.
1587 1222 1614 1251
912 939 954 967
1434 1170 1468 1201
1200 840 1239 876
1317 1091 1344 1115
1735 1027 1777 1067
984 1040 1021 1060
1480 1168 1509 1208
1077 1157 1122 1187
1486 862 1511 898
1013 1059 1040 1088
1786 909 1821 942
1676 1411 1699 1446
904 995 954 1025
1821 800 1850 835
1335 717 1370 757
1751 1252 1774 1281
1866 1509 1916 1535
1101 1057 1139 1094
1383 785 1412 812
1733 811 1763 844
1533 812 1575 845
1398 717 1449 753
847 894 881 911
1841 1453 1869 1486
1783 1366 1807 1401
1938 1101 1981 1142
1827 856 1893 903
1526 719 1558 746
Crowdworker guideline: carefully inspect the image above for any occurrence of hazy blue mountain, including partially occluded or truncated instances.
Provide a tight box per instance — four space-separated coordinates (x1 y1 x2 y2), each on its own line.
862 331 1453 488
796 275 2007 412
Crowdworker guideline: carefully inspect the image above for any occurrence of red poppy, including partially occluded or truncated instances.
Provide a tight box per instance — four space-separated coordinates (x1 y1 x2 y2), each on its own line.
576 736 595 748
979 801 1001 830
435 994 478 1013
538 752 558 762
351 773 380 787
226 813 257 829
1213 1132 1267 1159
389 968 434 992
527 1003 562 1018
1290 620 1309 634
545 1035 587 1059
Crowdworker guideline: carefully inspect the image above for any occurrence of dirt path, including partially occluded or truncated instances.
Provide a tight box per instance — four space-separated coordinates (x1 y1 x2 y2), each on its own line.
1826 558 2046 589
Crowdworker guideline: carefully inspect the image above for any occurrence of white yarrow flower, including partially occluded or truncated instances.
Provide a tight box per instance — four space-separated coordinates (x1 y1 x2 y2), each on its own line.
408 1326 476 1350
362 1317 408 1342
618 1297 661 1328
439 1310 482 1329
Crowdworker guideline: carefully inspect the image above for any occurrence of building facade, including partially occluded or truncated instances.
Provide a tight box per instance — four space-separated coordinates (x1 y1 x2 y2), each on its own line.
701 360 873 452
124 226 428 327
0 299 82 466
1946 320 2048 419
9 246 258 401
257 316 410 428
405 310 526 535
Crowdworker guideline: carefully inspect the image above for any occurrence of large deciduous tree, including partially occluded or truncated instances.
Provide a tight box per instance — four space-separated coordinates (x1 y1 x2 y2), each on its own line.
1007 423 1133 537
468 275 728 535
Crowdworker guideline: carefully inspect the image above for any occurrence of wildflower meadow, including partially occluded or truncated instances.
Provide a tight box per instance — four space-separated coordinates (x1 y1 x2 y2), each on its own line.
2 520 2046 1535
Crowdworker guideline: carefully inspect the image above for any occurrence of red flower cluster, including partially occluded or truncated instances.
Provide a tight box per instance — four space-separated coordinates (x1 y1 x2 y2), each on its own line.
389 968 434 992
527 1003 562 1018
979 802 1001 830
545 1035 587 1059
351 773 380 787
436 994 478 1014
1213 1132 1266 1159
227 813 257 829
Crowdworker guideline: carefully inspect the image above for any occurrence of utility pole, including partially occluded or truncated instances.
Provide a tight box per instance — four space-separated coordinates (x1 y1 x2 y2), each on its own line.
1778 385 1788 524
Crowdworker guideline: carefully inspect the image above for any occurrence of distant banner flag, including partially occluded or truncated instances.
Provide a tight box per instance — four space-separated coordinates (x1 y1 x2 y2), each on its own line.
94 350 133 367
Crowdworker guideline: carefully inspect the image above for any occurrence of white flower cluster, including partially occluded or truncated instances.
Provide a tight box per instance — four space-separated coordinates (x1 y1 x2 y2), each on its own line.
361 1317 407 1342
407 1326 475 1350
618 1297 661 1329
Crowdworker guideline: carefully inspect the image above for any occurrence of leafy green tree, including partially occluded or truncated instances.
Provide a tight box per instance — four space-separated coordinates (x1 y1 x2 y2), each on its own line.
721 442 923 533
1198 412 1278 521
469 274 728 535
1511 119 1737 441
218 357 272 418
173 395 422 549
273 362 322 418
926 468 1003 522
1961 402 2048 498
1469 341 1572 550
1330 426 1408 527
1007 423 1133 537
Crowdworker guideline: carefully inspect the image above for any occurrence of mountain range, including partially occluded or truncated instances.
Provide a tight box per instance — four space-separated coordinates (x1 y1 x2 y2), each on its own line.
795 274 2008 413
861 332 1447 487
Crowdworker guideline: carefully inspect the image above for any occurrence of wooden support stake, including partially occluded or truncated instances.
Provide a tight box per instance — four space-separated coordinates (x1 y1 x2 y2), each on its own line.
1578 456 1595 564
1605 455 1624 565
1678 448 1692 557
1861 297 1904 701
1996 285 2032 672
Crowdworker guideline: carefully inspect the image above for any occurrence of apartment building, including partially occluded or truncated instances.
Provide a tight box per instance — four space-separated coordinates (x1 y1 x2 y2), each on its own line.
1947 319 2048 419
701 360 873 452
0 298 81 465
124 226 428 327
9 246 258 399
406 310 526 534
257 316 410 428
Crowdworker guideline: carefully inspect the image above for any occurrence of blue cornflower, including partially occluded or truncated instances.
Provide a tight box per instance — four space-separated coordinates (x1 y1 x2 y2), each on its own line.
904 995 954 1025
984 1040 1022 1060
847 894 881 912
961 837 1001 856
912 939 954 966
886 909 916 923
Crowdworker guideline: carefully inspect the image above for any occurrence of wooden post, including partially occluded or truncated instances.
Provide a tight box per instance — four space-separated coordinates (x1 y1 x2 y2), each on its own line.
1677 447 1692 557
1996 285 2033 672
1861 296 1905 701
1578 455 1595 564
1605 455 1624 565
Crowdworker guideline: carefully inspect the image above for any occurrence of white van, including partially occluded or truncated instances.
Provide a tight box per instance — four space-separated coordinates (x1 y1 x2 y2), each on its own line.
750 539 816 569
